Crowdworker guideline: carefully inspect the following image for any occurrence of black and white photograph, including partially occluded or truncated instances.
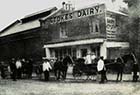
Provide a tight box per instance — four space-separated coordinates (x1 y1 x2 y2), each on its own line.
0 0 140 95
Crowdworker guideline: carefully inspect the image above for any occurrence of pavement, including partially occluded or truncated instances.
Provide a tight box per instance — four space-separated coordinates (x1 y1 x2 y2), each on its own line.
0 75 140 95
0 66 140 95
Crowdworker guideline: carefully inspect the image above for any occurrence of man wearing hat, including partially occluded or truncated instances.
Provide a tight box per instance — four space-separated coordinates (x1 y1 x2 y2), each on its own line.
85 52 96 64
97 56 106 83
42 58 52 81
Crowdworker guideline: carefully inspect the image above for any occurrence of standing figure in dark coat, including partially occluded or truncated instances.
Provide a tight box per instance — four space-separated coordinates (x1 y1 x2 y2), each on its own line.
131 53 139 82
132 62 139 82
0 61 6 79
62 55 73 79
10 58 17 81
54 57 63 80
116 57 124 82
27 59 33 78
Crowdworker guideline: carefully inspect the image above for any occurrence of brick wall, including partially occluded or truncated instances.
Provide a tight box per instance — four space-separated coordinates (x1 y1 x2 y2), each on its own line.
46 13 106 42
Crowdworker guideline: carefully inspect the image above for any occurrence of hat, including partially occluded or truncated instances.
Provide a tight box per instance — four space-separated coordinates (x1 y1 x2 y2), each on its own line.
91 52 95 55
100 56 104 59
87 52 91 55
42 57 49 61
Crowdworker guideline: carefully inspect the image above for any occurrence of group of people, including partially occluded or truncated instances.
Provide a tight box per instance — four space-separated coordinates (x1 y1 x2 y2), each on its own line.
84 52 140 83
0 58 33 81
97 56 140 83
84 52 107 83
0 53 139 83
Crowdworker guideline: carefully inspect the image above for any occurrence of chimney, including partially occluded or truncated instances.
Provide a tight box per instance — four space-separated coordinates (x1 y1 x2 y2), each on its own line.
62 1 74 11
62 2 66 9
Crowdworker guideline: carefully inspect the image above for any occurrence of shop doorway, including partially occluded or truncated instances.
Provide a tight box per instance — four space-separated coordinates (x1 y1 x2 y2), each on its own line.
81 49 87 57
51 47 76 59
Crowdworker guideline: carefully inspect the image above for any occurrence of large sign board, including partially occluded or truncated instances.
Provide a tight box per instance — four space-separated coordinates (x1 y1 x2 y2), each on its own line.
106 13 117 40
49 4 105 24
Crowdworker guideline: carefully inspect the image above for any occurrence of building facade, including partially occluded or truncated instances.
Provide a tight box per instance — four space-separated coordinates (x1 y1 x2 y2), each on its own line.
0 3 129 61
0 7 57 61
41 4 129 60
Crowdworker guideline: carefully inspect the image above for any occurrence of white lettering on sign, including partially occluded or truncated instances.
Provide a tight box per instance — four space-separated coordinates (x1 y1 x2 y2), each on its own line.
106 15 117 39
49 4 105 24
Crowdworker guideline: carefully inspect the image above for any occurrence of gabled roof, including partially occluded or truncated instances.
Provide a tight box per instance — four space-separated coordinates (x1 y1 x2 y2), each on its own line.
21 7 57 23
41 8 65 21
0 20 20 34
24 7 57 18
107 9 128 16
0 7 57 37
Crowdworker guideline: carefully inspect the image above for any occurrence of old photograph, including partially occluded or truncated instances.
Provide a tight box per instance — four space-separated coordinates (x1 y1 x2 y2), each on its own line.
0 0 140 95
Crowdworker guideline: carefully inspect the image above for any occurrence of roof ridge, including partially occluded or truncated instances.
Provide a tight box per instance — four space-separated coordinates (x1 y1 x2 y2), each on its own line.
23 7 57 19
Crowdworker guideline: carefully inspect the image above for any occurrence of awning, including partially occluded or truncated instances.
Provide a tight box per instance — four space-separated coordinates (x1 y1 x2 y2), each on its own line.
106 42 129 48
44 38 105 48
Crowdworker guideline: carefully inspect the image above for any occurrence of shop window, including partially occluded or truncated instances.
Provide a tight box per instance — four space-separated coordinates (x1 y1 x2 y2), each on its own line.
107 48 120 59
68 48 72 56
81 49 87 57
60 25 67 38
55 50 58 58
89 22 92 33
72 48 76 58
91 46 100 57
95 24 99 32
89 20 100 33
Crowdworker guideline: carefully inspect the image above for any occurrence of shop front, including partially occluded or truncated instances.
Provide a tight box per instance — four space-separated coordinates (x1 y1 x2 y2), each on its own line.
44 39 129 60
44 38 106 59
42 3 129 60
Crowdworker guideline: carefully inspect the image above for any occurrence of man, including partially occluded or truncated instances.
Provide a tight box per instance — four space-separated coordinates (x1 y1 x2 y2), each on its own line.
42 58 52 81
10 58 17 81
91 52 96 64
97 56 105 83
27 59 33 79
54 57 63 80
0 61 6 79
131 53 139 82
85 52 96 64
132 62 139 82
115 57 124 82
15 58 22 79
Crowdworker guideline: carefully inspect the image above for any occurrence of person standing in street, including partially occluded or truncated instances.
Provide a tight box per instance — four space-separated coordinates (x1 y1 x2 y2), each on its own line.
85 52 96 64
132 62 139 82
28 58 33 79
16 58 22 79
97 56 105 83
0 61 6 79
42 58 52 81
115 57 124 82
85 52 92 64
10 58 17 81
131 53 139 82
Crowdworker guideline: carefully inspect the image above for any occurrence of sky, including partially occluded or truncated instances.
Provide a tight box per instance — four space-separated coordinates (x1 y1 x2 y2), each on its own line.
0 0 127 31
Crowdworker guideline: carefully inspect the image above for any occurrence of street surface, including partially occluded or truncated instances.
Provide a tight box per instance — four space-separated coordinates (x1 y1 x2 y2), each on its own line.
0 66 140 95
0 73 140 95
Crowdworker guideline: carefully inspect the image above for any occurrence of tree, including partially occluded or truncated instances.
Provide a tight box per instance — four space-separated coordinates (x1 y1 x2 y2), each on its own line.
123 0 140 62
